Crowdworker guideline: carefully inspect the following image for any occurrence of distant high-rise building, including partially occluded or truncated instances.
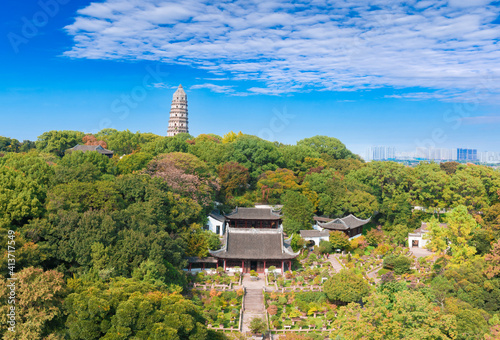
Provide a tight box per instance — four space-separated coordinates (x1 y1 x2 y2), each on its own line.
366 146 396 161
480 151 500 163
415 147 429 160
457 148 477 162
167 84 188 137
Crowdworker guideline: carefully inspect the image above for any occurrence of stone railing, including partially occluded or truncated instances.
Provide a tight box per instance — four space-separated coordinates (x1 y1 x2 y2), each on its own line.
207 324 240 332
239 287 246 331
193 282 233 291
279 285 322 293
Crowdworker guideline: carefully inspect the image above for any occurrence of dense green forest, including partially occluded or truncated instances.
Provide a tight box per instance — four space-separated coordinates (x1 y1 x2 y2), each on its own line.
1 130 500 339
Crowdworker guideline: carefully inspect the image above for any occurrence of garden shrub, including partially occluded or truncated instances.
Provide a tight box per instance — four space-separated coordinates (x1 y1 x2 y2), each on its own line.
295 291 328 303
383 254 412 275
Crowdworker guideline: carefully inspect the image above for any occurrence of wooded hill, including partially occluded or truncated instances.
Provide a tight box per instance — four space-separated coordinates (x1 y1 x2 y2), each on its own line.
1 130 500 339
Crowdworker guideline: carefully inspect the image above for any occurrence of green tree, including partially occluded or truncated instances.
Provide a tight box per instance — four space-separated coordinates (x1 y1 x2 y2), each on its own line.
97 129 141 155
388 224 412 246
304 169 356 217
46 181 124 214
141 134 191 156
36 130 84 157
446 205 478 266
448 170 488 213
249 317 267 335
0 166 45 228
64 277 208 340
323 269 370 304
410 162 450 214
54 150 113 183
0 136 20 152
282 191 314 235
290 233 306 252
278 144 321 174
445 297 489 340
297 135 357 160
383 254 411 275
341 189 378 219
59 150 111 174
484 203 500 231
365 227 384 246
424 218 449 253
19 140 36 153
116 152 153 174
223 135 284 183
331 290 456 339
329 231 351 251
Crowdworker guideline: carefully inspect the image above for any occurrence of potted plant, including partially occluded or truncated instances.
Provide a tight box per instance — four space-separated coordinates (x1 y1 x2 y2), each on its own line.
249 317 267 336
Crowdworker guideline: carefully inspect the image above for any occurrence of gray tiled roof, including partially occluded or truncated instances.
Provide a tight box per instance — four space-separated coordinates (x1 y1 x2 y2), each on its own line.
313 216 333 223
318 214 370 231
300 230 330 238
210 228 298 260
416 222 447 233
209 212 226 222
225 207 282 220
68 144 114 155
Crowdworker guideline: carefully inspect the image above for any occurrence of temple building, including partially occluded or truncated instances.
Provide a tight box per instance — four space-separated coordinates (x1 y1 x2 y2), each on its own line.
209 208 299 274
224 207 282 229
167 84 188 137
314 214 370 240
66 145 114 158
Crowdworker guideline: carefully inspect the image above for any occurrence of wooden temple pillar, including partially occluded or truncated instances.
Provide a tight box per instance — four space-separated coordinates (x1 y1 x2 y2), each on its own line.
223 260 226 271
242 260 244 273
202 263 205 270
263 260 266 273
289 260 292 272
188 263 192 271
281 260 284 273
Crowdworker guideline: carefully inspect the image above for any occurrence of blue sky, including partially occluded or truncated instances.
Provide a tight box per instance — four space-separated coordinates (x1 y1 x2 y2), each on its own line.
1 0 500 157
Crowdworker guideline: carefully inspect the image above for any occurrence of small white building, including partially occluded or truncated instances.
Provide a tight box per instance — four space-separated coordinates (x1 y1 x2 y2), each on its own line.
299 230 330 246
206 213 226 236
408 222 447 248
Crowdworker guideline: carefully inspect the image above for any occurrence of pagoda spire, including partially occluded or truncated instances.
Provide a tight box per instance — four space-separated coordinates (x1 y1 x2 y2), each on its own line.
167 84 188 137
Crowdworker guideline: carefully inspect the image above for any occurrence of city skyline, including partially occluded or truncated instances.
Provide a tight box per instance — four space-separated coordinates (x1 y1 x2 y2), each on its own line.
365 145 500 163
2 0 500 157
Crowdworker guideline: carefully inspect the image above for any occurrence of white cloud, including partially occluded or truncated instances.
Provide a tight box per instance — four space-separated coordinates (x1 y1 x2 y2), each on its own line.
64 0 500 100
190 83 235 93
460 114 500 125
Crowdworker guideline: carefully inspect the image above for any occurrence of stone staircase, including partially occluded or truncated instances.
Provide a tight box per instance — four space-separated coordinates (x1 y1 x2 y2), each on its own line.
241 275 266 333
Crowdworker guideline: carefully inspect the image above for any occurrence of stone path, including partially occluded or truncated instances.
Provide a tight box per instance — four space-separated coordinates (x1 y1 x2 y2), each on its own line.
326 254 344 273
241 274 266 333
410 247 434 259
366 265 383 284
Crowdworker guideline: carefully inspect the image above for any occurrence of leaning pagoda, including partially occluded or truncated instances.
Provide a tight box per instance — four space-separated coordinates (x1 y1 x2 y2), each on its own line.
209 207 299 274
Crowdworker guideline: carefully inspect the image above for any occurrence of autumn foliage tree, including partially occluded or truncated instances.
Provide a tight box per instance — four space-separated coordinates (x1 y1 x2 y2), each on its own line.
0 267 66 339
329 231 351 251
146 152 219 207
485 239 500 279
82 134 107 148
217 161 249 199
257 168 300 204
